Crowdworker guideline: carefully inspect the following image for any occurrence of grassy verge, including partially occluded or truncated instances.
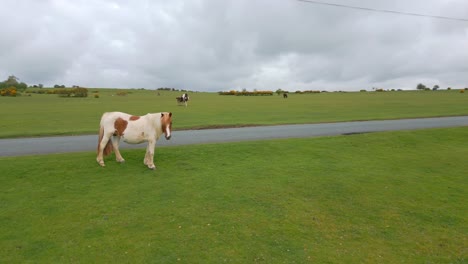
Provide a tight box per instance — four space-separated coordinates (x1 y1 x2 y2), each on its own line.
1 89 467 138
1 127 467 262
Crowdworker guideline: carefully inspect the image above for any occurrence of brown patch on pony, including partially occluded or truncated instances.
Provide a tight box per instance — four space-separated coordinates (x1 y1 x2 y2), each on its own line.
114 117 128 136
129 115 140 121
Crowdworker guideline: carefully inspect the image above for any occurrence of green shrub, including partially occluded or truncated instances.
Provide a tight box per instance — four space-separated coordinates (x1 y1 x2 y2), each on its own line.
57 87 88 97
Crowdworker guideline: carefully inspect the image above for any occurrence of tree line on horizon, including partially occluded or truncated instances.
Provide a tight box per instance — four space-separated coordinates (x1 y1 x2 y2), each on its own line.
1 75 466 97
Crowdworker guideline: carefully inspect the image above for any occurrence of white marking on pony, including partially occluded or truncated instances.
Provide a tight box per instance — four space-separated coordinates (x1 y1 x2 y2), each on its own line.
161 112 172 140
165 126 171 139
96 111 173 169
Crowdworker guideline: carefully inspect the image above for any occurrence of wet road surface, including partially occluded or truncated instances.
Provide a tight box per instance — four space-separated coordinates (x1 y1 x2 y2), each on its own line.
1 116 467 157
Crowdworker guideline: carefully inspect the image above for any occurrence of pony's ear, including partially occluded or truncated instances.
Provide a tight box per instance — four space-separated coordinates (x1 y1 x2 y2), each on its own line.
161 113 164 118
169 112 172 117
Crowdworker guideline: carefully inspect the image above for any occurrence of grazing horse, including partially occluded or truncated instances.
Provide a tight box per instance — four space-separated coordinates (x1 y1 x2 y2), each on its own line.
283 93 288 98
96 111 173 169
176 93 189 107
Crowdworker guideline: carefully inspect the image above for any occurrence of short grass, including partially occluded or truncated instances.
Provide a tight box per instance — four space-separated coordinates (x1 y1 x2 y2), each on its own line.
1 127 466 263
1 89 467 138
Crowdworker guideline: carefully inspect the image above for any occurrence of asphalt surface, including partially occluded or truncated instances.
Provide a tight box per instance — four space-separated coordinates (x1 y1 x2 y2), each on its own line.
1 116 467 157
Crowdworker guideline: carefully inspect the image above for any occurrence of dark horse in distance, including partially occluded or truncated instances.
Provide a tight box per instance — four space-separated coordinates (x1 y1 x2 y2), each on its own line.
176 93 189 107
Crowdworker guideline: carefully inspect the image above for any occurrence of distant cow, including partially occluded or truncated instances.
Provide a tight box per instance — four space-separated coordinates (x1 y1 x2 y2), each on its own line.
176 93 189 107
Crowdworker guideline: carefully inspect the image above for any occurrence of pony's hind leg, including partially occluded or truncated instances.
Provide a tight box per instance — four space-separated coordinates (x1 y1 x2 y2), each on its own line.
97 133 111 167
111 136 125 163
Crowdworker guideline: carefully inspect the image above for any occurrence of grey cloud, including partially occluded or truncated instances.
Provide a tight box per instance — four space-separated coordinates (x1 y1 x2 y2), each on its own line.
1 0 467 91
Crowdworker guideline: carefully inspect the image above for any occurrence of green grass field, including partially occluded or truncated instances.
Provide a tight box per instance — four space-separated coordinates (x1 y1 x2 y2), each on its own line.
1 127 467 263
0 89 467 138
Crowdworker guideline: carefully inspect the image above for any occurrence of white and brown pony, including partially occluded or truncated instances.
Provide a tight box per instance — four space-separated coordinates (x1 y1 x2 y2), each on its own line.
176 93 189 107
96 111 172 169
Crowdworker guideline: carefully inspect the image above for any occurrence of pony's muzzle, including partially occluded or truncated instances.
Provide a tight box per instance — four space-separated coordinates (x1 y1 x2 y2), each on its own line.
165 135 172 140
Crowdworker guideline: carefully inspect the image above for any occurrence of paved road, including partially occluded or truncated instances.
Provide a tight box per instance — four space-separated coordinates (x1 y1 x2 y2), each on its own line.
1 116 467 157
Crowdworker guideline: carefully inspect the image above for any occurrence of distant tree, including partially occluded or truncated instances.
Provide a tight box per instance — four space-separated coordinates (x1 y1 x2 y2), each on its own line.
432 85 439 91
276 89 283 95
5 75 19 85
416 83 427 90
0 75 27 91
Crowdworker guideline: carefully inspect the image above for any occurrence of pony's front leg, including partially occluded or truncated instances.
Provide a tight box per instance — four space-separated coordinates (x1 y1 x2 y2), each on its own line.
144 140 156 170
143 149 150 166
112 136 125 163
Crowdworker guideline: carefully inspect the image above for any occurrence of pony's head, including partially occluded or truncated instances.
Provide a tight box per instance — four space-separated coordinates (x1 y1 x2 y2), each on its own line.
161 112 173 140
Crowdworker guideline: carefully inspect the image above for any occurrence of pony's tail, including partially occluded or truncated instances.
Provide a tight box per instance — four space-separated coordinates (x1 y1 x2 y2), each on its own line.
97 126 113 156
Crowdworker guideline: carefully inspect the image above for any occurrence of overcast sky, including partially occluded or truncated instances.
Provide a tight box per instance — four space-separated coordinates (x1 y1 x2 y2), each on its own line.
1 0 467 92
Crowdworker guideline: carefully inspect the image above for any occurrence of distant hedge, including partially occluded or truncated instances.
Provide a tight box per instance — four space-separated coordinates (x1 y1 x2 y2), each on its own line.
26 87 88 97
294 90 322 94
219 90 273 96
57 87 88 97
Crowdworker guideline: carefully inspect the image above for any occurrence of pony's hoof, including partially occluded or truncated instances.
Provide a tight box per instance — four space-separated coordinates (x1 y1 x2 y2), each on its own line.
117 159 125 163
97 159 105 167
148 165 156 170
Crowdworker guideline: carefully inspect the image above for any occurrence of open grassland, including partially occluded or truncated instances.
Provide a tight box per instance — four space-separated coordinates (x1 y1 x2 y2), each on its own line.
1 127 466 263
1 89 467 138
